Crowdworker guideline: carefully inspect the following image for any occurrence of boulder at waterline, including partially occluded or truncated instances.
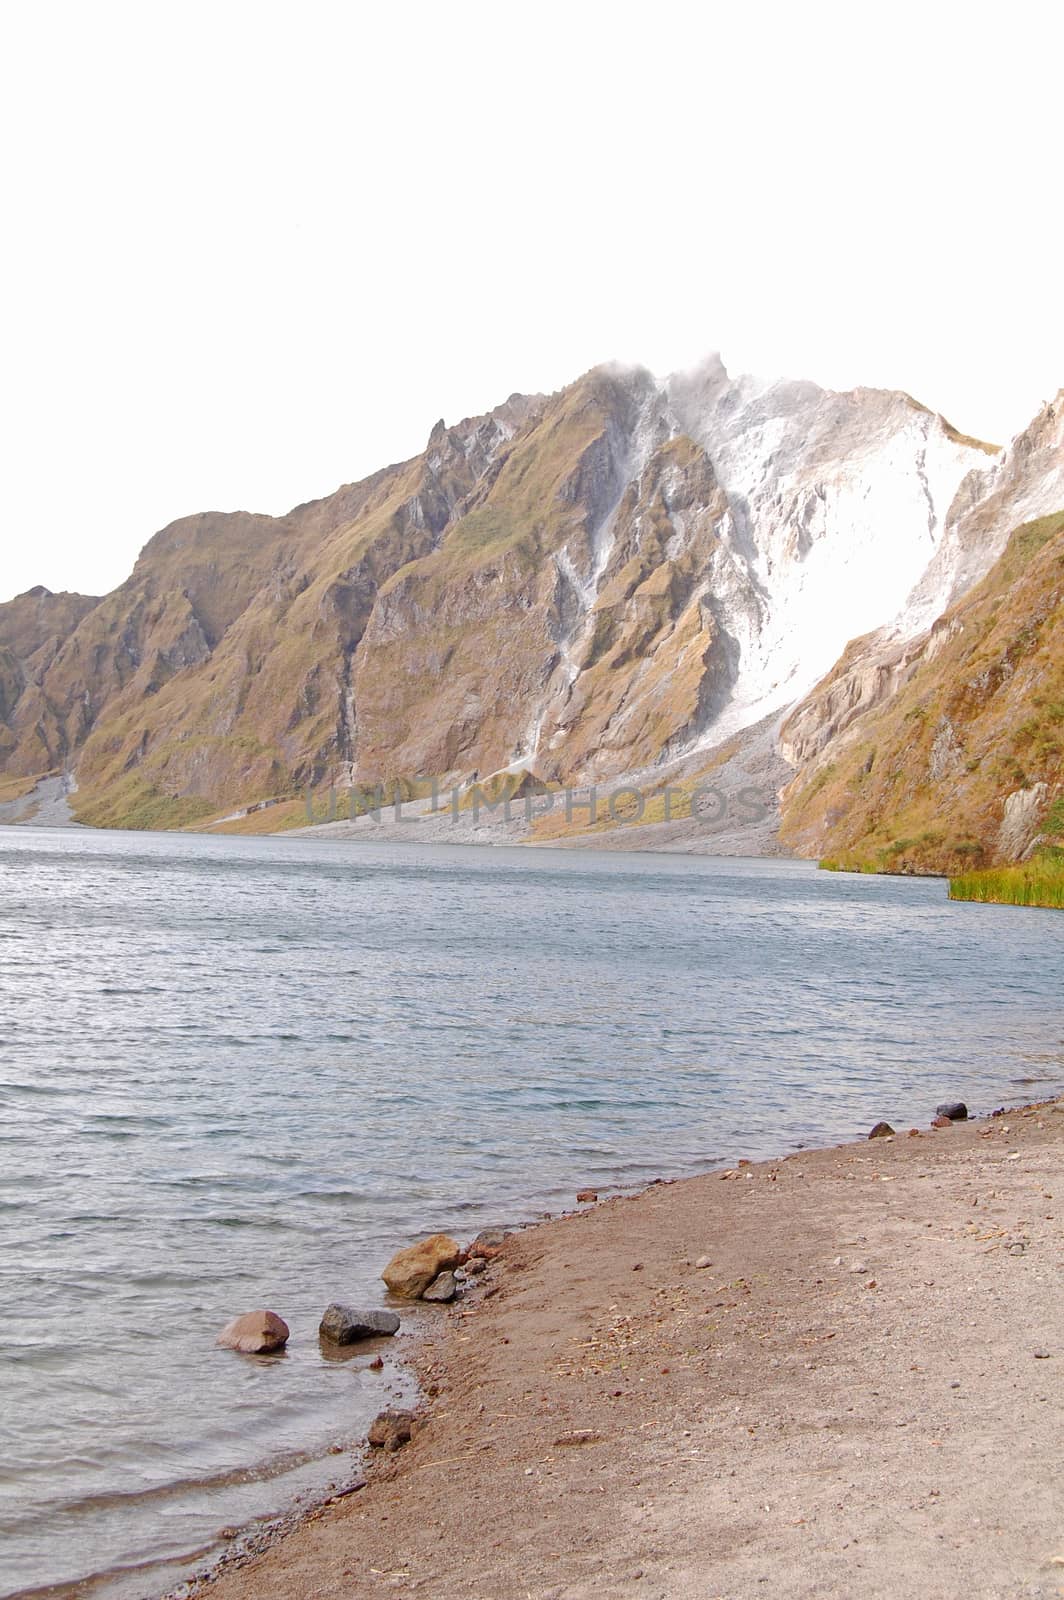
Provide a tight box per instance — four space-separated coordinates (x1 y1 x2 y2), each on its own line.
382 1234 461 1298
935 1102 969 1120
216 1311 289 1353
422 1270 458 1303
319 1304 400 1344
868 1122 895 1139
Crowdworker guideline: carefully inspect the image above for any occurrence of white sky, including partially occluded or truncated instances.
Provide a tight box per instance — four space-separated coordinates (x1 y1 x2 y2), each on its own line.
1 0 1062 602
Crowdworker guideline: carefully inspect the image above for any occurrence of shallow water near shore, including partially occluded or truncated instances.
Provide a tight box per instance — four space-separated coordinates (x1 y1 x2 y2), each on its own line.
2 826 1063 1599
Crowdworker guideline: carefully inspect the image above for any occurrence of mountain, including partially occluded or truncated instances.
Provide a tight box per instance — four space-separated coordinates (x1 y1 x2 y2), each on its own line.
1 358 1059 852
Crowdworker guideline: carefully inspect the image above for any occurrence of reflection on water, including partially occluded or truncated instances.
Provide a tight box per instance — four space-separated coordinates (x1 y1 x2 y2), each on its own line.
1 827 1063 1597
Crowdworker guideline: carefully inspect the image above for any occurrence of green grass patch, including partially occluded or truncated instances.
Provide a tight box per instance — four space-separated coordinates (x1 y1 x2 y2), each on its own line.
949 848 1064 909
1045 790 1064 837
73 774 218 831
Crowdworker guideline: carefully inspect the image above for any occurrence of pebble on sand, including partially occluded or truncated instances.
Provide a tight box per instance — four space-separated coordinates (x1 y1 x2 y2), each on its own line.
367 1409 415 1451
216 1310 290 1354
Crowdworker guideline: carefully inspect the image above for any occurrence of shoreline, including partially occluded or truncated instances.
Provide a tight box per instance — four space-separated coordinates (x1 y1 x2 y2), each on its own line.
166 1096 1064 1600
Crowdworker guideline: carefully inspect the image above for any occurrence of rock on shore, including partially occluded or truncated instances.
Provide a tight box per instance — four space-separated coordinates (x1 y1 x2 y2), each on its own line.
422 1271 458 1303
367 1409 415 1451
319 1305 400 1343
382 1235 461 1298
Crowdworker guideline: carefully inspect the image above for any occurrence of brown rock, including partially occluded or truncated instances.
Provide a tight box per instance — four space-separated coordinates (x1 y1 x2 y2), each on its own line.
868 1122 895 1139
931 1115 953 1129
367 1409 415 1451
464 1255 488 1275
216 1310 289 1354
382 1234 461 1299
469 1228 508 1255
576 1190 598 1203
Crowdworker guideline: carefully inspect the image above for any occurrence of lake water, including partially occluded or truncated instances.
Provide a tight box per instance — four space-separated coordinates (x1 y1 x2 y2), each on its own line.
2 826 1063 1599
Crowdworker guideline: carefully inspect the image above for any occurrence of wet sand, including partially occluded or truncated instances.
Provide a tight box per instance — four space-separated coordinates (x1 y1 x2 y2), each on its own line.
178 1103 1064 1600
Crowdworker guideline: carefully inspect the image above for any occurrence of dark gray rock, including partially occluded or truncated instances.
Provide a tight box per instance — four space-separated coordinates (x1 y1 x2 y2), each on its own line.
868 1121 895 1138
422 1270 458 1303
935 1102 968 1121
319 1303 400 1344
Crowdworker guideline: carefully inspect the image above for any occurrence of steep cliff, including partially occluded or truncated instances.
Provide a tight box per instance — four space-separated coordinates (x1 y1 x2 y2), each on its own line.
781 509 1064 869
0 586 100 764
780 395 1064 869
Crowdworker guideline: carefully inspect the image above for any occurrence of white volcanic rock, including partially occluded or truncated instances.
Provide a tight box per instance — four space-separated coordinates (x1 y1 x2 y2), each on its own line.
779 390 1064 772
903 391 1064 633
490 357 997 784
664 358 996 750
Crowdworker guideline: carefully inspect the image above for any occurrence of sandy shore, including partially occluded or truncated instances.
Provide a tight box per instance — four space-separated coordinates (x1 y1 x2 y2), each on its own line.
182 1103 1064 1600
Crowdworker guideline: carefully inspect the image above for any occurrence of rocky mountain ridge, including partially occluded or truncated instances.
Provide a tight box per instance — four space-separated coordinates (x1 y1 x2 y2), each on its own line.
0 357 1059 855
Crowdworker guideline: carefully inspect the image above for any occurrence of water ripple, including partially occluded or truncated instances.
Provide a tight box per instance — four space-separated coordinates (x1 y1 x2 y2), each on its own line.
1 826 1063 1598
